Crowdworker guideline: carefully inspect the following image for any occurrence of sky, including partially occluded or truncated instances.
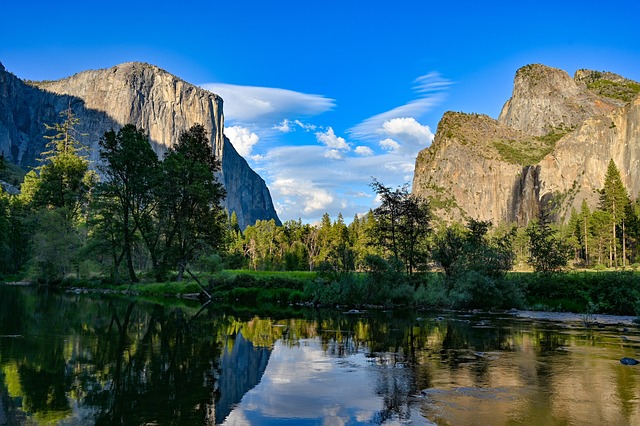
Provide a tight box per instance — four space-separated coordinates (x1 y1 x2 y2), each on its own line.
2 0 640 224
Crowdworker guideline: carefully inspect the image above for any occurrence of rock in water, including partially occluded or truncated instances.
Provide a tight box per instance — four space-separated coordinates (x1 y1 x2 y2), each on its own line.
620 357 639 365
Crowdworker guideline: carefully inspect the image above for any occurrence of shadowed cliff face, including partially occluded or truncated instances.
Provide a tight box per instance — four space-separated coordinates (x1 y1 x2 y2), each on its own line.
413 64 640 225
509 166 540 226
0 62 280 228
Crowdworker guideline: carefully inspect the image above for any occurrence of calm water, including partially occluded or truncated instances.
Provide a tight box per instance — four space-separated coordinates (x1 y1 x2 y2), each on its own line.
1 286 640 425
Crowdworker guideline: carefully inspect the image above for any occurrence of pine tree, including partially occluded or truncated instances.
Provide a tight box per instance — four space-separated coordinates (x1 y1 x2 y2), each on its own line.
156 124 227 280
599 159 630 268
32 107 95 221
579 200 591 266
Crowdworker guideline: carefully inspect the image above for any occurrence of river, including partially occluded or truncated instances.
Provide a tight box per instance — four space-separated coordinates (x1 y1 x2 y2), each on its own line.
0 285 639 425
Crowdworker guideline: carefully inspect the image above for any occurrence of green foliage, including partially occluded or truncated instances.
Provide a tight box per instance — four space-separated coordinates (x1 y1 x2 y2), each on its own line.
526 211 572 273
513 271 640 315
431 219 518 309
25 208 84 283
0 154 27 187
370 179 431 275
492 129 567 166
195 253 224 274
587 79 640 103
154 124 227 280
93 124 160 282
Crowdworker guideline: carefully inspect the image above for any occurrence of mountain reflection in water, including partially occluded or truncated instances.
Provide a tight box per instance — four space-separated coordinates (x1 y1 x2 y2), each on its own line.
1 285 640 425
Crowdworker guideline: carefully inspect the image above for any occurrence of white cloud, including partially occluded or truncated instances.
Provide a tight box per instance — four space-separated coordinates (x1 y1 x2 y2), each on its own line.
382 117 432 141
294 120 317 131
324 149 343 160
354 146 374 156
316 127 350 151
348 72 451 141
200 83 335 124
274 119 318 133
225 125 260 157
273 119 293 133
381 117 434 155
252 144 423 223
379 138 400 153
271 178 334 214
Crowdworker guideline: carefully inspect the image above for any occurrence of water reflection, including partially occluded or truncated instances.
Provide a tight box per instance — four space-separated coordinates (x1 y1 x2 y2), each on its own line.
1 286 640 425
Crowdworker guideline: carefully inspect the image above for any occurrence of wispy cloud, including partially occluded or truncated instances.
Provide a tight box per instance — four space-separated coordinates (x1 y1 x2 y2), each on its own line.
252 144 419 222
348 72 451 141
200 83 335 125
274 119 317 133
201 72 450 223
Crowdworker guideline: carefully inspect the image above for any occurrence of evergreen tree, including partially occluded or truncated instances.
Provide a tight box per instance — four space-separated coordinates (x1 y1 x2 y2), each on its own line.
22 108 95 281
526 210 572 273
599 159 630 268
155 124 226 280
578 200 591 266
32 107 95 221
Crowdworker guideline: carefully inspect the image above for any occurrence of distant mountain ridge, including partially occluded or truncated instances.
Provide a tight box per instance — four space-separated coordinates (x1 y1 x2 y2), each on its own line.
0 61 280 228
412 63 640 225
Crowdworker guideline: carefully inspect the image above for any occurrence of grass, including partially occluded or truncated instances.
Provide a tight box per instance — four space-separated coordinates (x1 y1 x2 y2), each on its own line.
493 130 567 166
25 268 640 316
220 269 317 281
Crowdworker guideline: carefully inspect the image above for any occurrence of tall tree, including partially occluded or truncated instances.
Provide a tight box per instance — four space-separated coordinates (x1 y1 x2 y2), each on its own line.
370 179 431 275
31 107 95 221
156 124 226 280
526 209 572 273
599 159 630 268
95 124 160 282
22 108 95 282
579 200 591 266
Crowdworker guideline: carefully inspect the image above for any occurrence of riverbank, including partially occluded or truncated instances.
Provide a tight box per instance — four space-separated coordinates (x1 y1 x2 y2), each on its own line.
508 309 638 326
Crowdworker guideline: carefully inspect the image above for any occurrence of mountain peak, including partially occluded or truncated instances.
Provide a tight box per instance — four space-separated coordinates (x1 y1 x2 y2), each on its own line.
413 63 640 227
0 62 279 228
498 63 619 136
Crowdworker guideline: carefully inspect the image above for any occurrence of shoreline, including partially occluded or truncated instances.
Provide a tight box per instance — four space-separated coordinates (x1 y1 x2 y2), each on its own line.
3 282 639 325
508 309 638 326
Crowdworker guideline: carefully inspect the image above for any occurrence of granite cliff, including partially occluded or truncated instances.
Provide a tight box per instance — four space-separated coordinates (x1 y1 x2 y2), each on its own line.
413 64 640 225
0 62 280 228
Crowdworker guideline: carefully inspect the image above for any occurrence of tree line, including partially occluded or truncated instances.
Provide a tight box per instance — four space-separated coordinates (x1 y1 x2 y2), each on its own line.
230 160 640 276
0 108 225 283
1 109 640 297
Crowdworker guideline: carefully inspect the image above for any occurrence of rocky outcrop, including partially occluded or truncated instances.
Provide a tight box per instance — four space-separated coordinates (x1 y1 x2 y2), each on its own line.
413 112 525 223
497 64 620 136
413 64 640 225
0 62 280 228
538 95 640 219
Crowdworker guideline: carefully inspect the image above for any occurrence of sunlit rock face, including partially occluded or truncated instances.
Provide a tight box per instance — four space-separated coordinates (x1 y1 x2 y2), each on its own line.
498 64 620 136
0 61 280 228
413 64 640 225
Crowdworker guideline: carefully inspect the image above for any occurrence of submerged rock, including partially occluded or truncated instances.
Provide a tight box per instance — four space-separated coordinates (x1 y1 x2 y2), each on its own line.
620 357 639 365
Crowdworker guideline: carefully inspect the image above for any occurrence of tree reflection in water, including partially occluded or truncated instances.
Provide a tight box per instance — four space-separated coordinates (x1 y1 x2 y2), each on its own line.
1 286 640 425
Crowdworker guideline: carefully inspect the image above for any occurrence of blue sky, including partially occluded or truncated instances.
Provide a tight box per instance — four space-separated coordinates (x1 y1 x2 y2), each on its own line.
3 0 640 223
